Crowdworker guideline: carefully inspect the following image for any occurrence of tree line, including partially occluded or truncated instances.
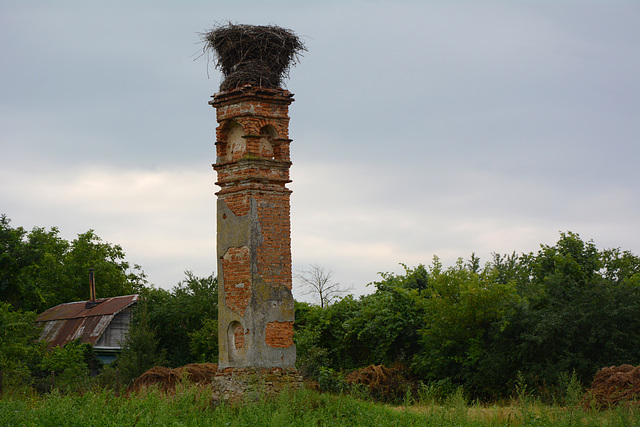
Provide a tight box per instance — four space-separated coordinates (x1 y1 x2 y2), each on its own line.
0 215 217 392
2 213 640 401
295 232 640 400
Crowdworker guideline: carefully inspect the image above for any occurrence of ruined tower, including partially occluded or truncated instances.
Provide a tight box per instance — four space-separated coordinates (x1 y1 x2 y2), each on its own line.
211 87 295 369
203 24 305 371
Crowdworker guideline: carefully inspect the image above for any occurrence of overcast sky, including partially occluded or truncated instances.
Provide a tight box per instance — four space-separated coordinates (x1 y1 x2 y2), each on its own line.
2 0 639 301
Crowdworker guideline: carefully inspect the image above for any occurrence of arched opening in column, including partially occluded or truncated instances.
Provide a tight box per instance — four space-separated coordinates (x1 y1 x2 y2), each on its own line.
222 120 245 162
227 320 245 362
258 125 277 160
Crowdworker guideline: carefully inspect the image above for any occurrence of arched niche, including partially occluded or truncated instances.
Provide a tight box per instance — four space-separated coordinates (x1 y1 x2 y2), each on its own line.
221 120 245 162
227 320 245 363
258 125 277 160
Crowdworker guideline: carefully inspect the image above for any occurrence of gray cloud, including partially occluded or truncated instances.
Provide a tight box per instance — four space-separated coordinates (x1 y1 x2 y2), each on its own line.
1 0 639 299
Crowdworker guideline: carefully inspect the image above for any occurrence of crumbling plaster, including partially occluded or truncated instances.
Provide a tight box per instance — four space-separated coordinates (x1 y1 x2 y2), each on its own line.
217 196 295 369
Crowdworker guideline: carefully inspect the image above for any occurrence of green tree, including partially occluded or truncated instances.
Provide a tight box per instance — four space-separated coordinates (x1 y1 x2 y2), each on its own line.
142 272 218 367
114 303 166 386
410 257 521 398
294 267 426 377
58 230 146 304
39 340 94 393
506 232 640 389
0 302 44 394
188 318 218 363
347 266 426 366
0 216 68 311
292 232 640 401
294 295 363 375
0 215 146 313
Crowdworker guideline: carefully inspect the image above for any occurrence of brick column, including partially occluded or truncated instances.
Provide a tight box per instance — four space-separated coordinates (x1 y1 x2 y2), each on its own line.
211 85 296 369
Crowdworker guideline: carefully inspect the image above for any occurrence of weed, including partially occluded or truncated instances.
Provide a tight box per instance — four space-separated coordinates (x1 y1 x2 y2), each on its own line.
2 383 640 426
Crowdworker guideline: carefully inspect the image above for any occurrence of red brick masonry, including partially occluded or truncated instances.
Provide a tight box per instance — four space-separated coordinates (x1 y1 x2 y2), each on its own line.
265 321 294 348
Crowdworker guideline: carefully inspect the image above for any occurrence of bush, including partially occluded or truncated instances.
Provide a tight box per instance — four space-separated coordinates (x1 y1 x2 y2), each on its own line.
418 378 462 405
39 340 93 393
316 367 348 394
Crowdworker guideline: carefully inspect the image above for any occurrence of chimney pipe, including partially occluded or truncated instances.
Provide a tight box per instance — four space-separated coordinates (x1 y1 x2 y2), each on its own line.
86 268 97 309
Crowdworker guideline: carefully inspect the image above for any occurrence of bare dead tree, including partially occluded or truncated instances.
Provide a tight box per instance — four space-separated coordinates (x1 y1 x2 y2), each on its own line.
294 264 351 308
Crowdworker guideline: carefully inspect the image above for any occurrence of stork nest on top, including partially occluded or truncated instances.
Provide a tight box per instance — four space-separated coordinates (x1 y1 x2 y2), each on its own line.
201 23 306 91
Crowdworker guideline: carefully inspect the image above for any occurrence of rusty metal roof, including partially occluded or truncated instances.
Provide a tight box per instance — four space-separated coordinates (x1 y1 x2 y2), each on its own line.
35 295 139 348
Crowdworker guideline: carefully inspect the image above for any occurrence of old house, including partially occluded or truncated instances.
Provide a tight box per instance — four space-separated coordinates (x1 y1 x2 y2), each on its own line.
35 294 139 364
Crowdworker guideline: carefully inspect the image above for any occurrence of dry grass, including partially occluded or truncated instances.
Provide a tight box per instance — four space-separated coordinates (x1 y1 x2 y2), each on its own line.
128 363 218 394
582 364 640 410
345 364 413 402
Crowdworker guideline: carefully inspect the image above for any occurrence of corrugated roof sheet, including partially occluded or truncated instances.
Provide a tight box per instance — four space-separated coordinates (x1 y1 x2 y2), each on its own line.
35 295 139 348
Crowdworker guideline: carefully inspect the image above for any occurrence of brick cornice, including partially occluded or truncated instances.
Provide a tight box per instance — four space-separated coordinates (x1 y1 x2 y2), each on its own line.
210 85 294 109
215 185 292 197
213 156 292 170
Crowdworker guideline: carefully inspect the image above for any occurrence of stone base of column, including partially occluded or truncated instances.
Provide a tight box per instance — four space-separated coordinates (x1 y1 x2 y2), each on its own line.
212 367 304 404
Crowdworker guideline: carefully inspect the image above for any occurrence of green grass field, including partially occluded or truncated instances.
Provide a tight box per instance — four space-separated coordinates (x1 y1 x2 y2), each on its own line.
1 385 639 426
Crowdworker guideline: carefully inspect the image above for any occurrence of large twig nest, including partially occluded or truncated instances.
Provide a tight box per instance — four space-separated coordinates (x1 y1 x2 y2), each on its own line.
201 23 306 91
